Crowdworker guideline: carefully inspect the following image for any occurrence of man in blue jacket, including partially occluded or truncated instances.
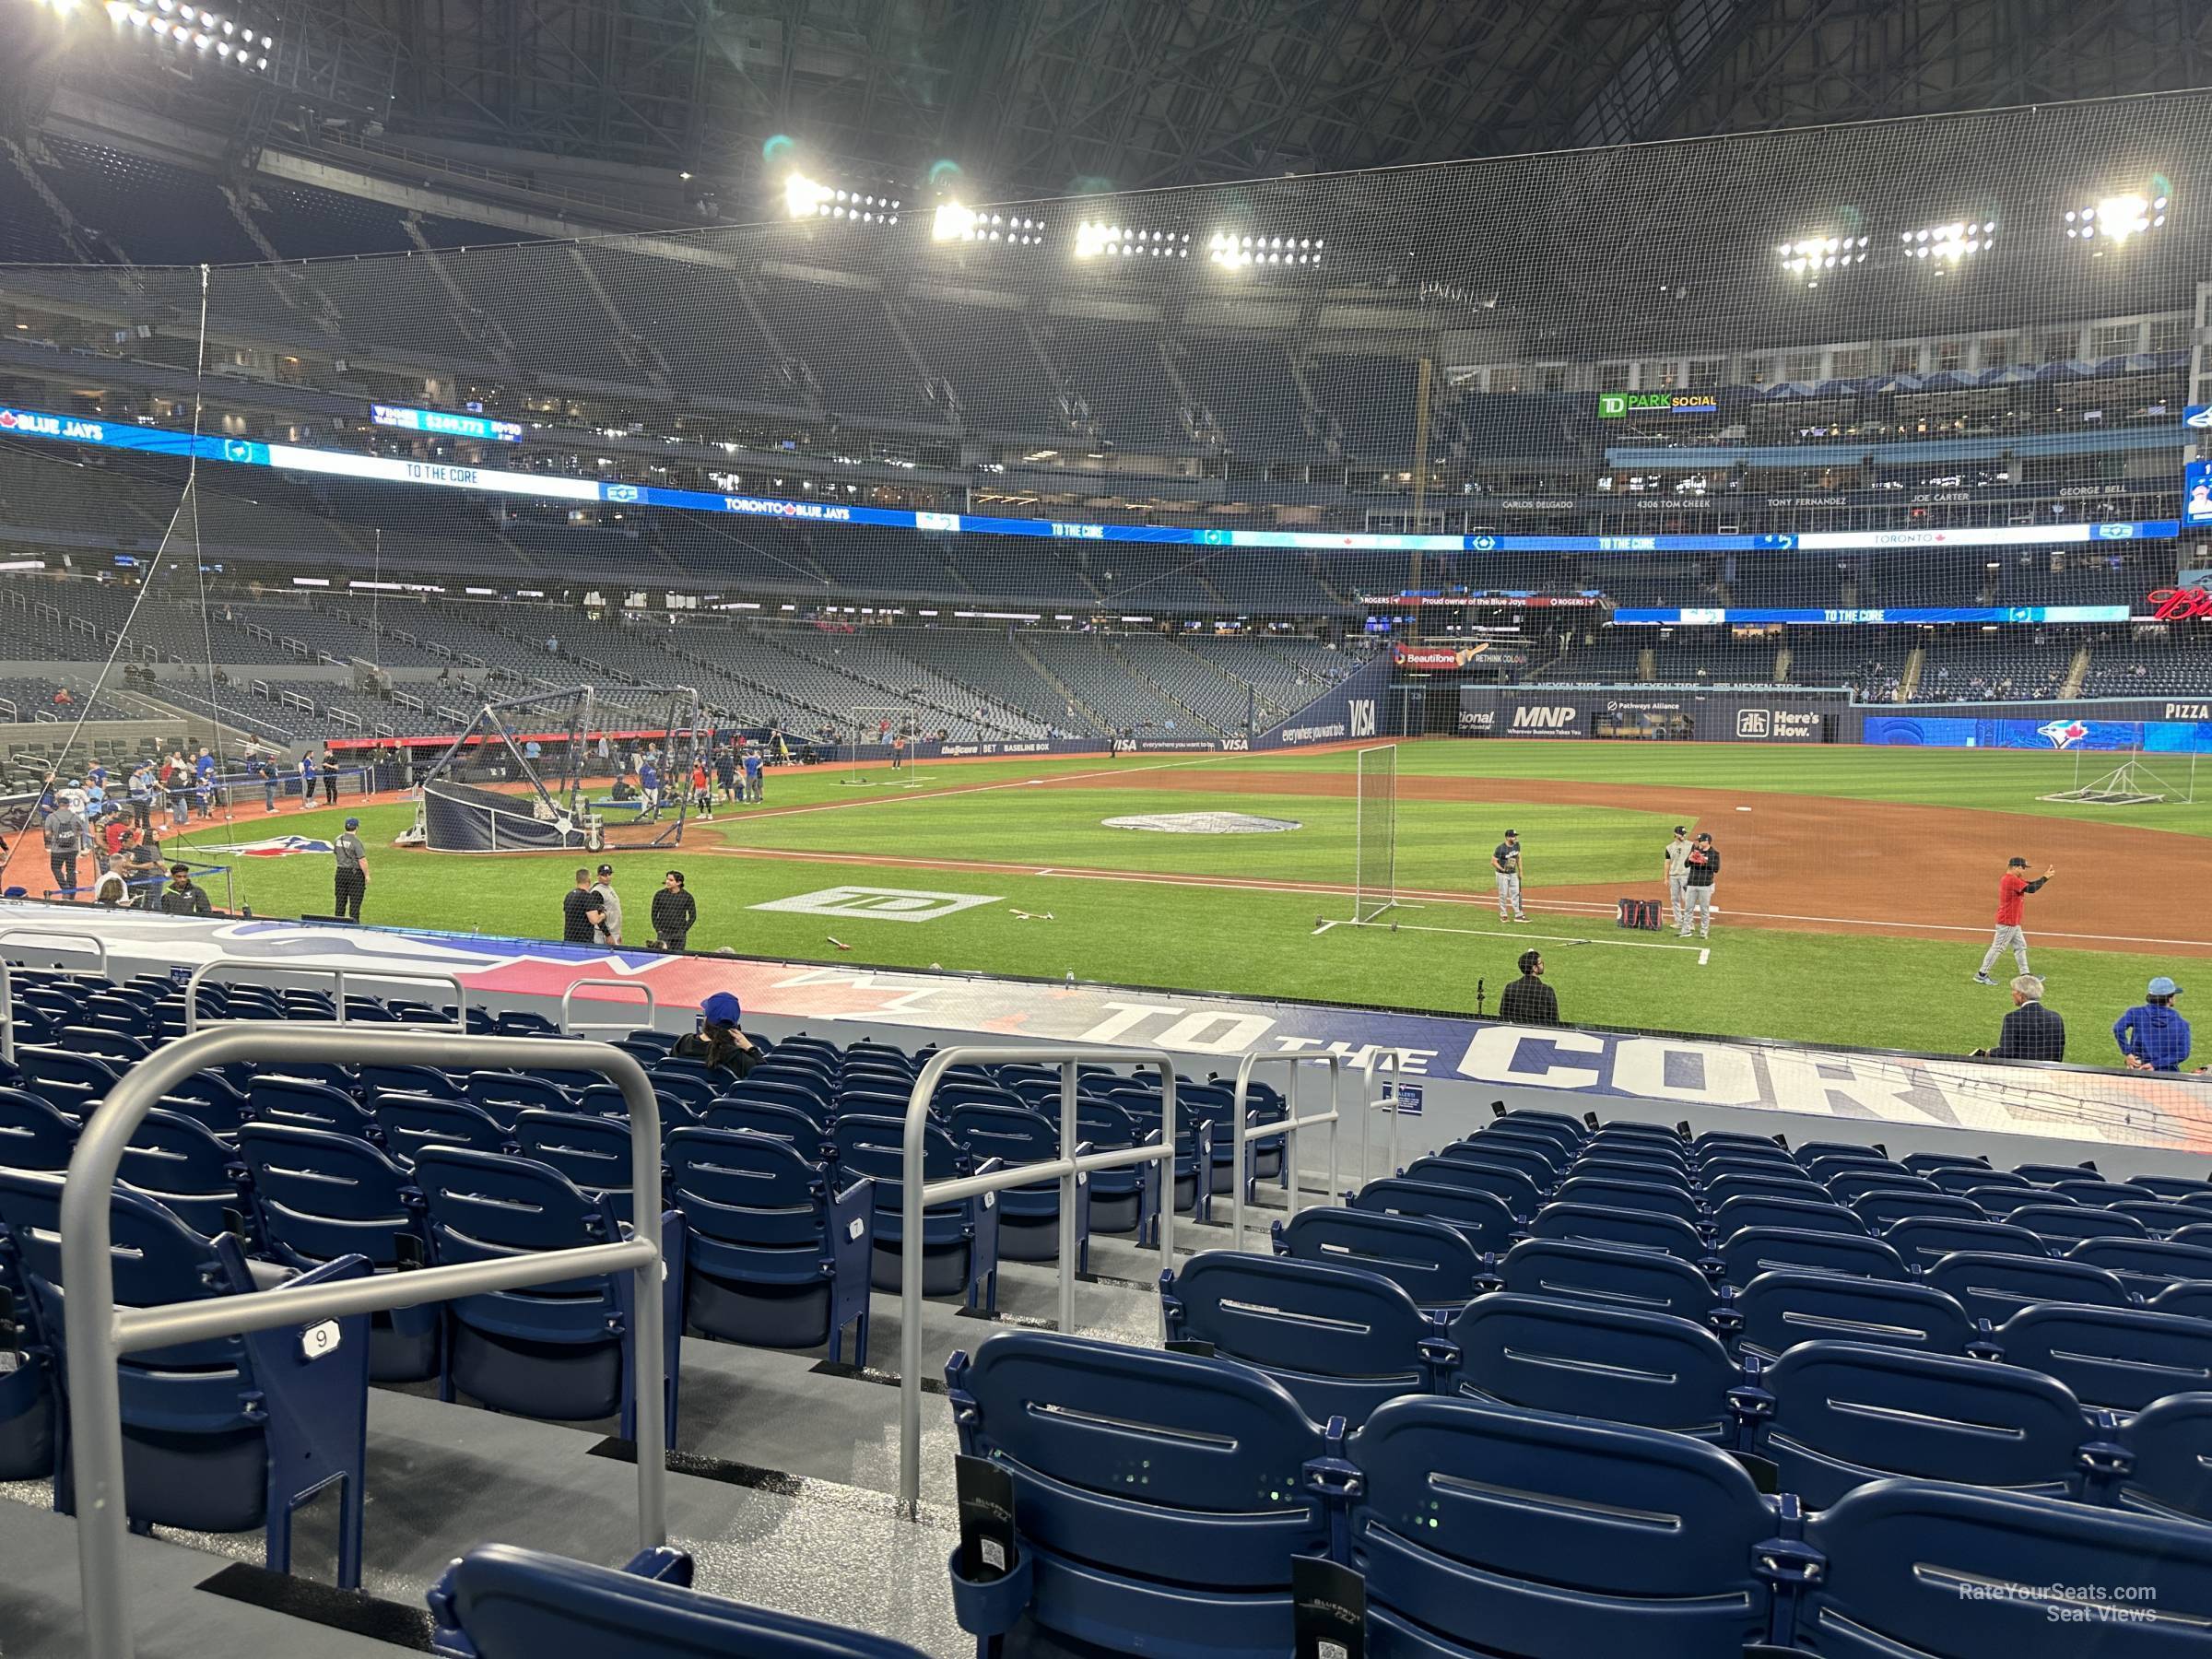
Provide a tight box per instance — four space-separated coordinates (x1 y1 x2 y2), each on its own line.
2113 976 2191 1072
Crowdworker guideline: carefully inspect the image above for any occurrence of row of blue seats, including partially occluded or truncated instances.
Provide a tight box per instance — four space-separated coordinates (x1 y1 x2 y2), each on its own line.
1160 1249 2212 1514
942 1328 2212 1658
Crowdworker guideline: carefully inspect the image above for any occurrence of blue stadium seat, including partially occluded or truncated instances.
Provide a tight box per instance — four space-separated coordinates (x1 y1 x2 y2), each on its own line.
1993 1303 2212 1414
665 1127 872 1365
1798 1140 1891 1166
2112 1199 2210 1236
945 1331 1335 1659
464 1069 573 1127
159 1069 252 1137
359 1062 462 1102
1272 1206 1488 1307
1160 1251 1439 1425
2009 1202 2150 1249
414 1147 682 1447
2069 1235 2212 1300
238 1123 439 1381
1852 1188 1986 1230
2129 1173 2212 1202
1931 1165 2032 1197
1495 1236 1720 1324
373 1093 517 1162
1438 1293 1745 1441
513 1110 644 1221
2014 1161 2101 1185
1345 1395 1779 1658
1072 1099 1159 1239
1884 1215 2049 1271
948 1102 1090 1268
1441 1135 1559 1189
429 1541 932 1658
1901 1152 1991 1176
833 1114 1001 1306
1734 1269 1977 1359
1715 1227 1911 1288
1416 1150 1546 1218
724 1078 835 1131
1924 1251 2135 1326
1702 1171 1832 1211
700 1099 832 1157
1569 1153 1694 1191
1749 1340 2095 1508
1827 1169 1942 1206
249 1074 379 1138
1529 1200 1708 1266
1710 1194 1867 1242
57 1023 151 1065
1352 1178 1519 1253
1551 1174 1703 1229
2149 1280 2212 1319
2115 1392 2212 1523
17 1045 119 1118
0 1086 76 1170
118 1107 254 1239
0 1168 372 1586
2052 1179 2152 1208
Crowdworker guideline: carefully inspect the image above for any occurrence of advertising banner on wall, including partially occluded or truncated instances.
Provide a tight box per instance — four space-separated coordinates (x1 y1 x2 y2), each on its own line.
2186 459 2212 526
1391 641 1531 670
1260 655 1392 748
1458 687 1841 742
1863 715 2212 753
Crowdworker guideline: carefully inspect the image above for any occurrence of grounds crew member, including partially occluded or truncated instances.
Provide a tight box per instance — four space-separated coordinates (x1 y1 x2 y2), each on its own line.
333 817 370 922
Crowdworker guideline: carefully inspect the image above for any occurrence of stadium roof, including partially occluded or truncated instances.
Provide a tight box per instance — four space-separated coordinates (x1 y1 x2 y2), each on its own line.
15 0 2212 201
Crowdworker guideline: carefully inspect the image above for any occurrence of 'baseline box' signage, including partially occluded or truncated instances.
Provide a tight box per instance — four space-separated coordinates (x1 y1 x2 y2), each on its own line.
0 403 2183 559
371 405 524 443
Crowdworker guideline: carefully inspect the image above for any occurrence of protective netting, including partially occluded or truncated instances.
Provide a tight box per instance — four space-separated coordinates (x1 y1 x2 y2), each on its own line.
1352 744 1399 924
0 90 2206 786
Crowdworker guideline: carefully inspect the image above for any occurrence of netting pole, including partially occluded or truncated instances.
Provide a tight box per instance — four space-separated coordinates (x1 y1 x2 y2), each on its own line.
1350 743 1400 923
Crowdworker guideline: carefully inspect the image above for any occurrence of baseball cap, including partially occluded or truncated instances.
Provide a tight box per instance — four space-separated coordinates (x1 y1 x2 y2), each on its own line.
1672 825 1686 833
1695 831 1712 841
595 863 615 876
343 817 359 830
2149 975 2182 997
701 991 743 1025
1503 828 1518 836
2007 855 2030 867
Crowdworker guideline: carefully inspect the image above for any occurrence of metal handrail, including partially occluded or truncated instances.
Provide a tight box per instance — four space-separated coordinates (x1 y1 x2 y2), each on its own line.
1359 1048 1413 1187
1226 1052 1346 1253
183 958 467 1032
58 1027 667 1659
897 1044 1179 1518
562 976 656 1037
0 924 112 980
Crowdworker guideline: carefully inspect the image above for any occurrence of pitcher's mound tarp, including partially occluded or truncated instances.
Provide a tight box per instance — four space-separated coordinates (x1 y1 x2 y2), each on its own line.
423 779 590 853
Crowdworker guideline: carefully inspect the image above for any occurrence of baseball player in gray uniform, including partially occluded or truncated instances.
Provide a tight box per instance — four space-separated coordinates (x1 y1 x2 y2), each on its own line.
1493 829 1527 923
1662 825 1692 931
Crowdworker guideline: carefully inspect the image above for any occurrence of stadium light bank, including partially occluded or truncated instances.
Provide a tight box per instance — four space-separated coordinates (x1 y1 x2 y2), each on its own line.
83 0 275 69
783 172 899 226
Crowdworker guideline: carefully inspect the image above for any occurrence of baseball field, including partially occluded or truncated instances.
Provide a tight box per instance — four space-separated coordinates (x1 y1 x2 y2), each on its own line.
152 739 2212 1060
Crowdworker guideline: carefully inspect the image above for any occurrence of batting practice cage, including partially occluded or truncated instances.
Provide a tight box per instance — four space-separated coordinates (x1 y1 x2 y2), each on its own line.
407 685 704 853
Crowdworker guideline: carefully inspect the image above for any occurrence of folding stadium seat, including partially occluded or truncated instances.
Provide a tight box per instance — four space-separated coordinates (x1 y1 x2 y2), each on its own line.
700 1098 832 1158
1710 1194 1867 1243
1923 1251 2135 1326
1471 1124 1574 1177
643 1068 721 1117
833 1114 1000 1307
358 1062 461 1102
1353 1178 1519 1253
2069 1235 2212 1300
1494 1236 1720 1325
118 1108 255 1239
1798 1139 1892 1166
1160 1252 1440 1425
1120 1103 1211 1221
2014 1160 2101 1185
1747 1341 2098 1509
0 1085 75 1170
373 1093 517 1162
491 1010 559 1037
249 1074 379 1138
2130 1173 2212 1202
1883 1214 2049 1272
1993 1303 2212 1415
465 1069 573 1126
2177 1223 2212 1249
1931 1164 2032 1197
0 1168 373 1586
1551 1174 1704 1229
1342 1394 1780 1659
160 1070 252 1137
665 1126 872 1365
1701 1171 1833 1212
1689 1130 1794 1162
1733 1269 1978 1360
415 1146 682 1448
945 1330 1335 1657
724 1077 835 1130
1495 1107 1587 1143
577 1082 699 1130
2052 1178 2151 1208
1422 1148 1547 1218
429 1541 933 1658
1529 1200 1708 1266
512 1110 641 1221
1567 1153 1695 1192
1436 1294 1747 1442
1778 1479 2212 1654
1901 1151 1991 1176
947 1101 1090 1268
238 1123 439 1381
2112 1198 2209 1236
17 1045 118 1119
2148 1280 2212 1319
1072 1099 1159 1240
1853 1188 1988 1230
1826 1169 1941 1206
2115 1392 2212 1523
1715 1227 1910 1288
1272 1206 1488 1307
2008 1201 2150 1250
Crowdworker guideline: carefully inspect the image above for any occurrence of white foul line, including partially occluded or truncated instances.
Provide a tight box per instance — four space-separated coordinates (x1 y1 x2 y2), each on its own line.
1317 915 1709 960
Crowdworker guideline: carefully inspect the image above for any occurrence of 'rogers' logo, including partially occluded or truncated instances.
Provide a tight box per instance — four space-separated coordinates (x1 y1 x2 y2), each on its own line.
2147 586 2212 621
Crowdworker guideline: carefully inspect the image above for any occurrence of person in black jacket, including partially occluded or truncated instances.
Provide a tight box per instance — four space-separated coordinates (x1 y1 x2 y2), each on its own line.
674 991 759 1077
1986 973 2065 1063
1497 949 1559 1025
1677 832 1719 939
650 870 698 951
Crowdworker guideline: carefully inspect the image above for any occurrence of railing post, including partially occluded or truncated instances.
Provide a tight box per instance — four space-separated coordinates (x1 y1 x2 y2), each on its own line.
184 959 467 1033
57 1027 666 1659
1227 1052 1347 1253
561 976 657 1038
0 924 112 981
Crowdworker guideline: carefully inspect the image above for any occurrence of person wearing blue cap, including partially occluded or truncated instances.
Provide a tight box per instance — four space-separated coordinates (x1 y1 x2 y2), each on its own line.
333 816 370 922
2114 976 2190 1072
674 990 758 1077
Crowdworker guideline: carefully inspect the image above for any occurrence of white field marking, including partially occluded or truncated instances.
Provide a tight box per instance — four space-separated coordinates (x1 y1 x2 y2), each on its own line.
1330 916 1708 958
1700 947 1712 966
724 755 1233 828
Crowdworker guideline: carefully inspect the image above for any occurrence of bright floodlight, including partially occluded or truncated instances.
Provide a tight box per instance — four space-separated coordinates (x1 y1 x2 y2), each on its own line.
1208 229 1319 269
2068 191 2168 242
1903 218 1995 263
783 173 830 219
933 202 977 241
1777 232 1868 280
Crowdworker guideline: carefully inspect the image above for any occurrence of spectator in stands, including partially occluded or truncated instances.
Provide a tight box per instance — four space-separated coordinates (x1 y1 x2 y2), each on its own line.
560 868 604 945
650 871 696 952
51 688 70 707
158 862 212 917
1985 974 2065 1063
333 817 369 922
91 864 129 909
54 776 87 817
320 744 340 806
1497 949 1559 1025
42 797 88 900
591 863 623 947
674 990 758 1077
2115 977 2192 1072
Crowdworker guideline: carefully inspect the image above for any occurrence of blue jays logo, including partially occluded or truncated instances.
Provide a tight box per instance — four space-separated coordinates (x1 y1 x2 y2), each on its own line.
2187 406 2212 429
606 485 640 502
2094 523 2135 539
224 440 255 464
2036 718 2090 749
1469 535 1497 551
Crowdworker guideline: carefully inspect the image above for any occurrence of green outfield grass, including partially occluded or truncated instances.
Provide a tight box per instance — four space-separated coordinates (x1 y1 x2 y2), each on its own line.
157 741 2207 1060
